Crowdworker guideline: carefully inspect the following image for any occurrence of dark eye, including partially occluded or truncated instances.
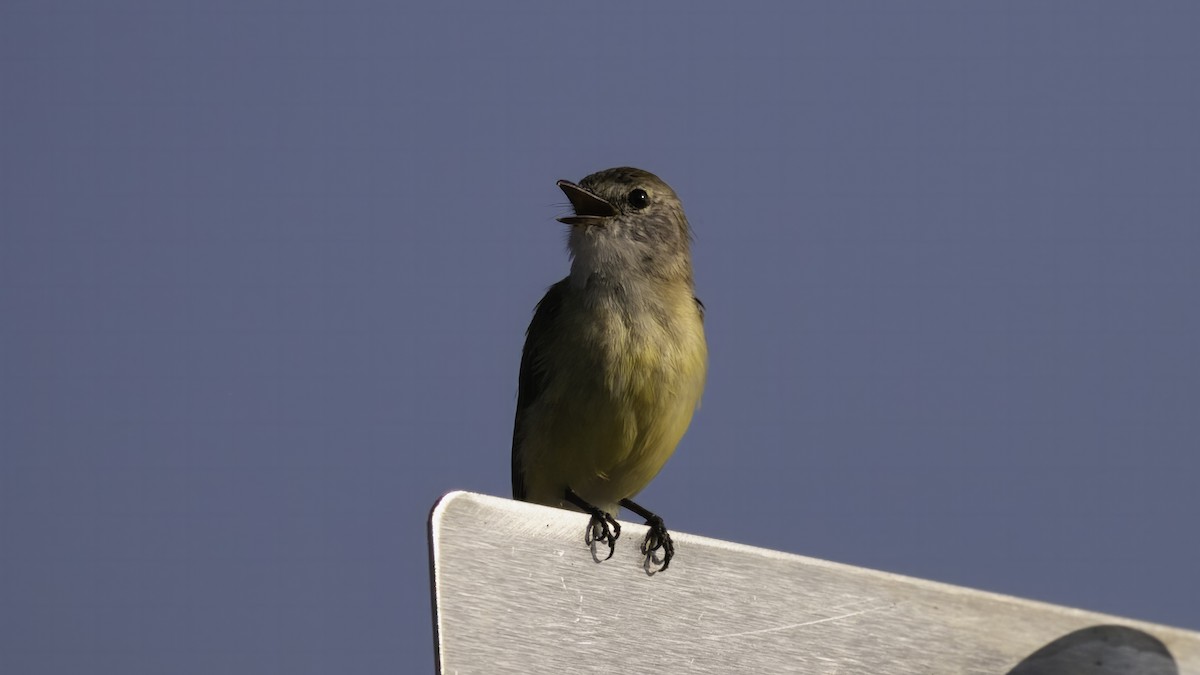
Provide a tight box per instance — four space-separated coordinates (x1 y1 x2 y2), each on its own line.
627 188 650 210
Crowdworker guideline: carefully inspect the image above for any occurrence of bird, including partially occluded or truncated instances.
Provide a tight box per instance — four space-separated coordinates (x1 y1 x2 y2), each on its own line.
511 167 707 571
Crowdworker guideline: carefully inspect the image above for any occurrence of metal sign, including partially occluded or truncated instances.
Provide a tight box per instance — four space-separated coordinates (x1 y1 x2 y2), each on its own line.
429 491 1199 673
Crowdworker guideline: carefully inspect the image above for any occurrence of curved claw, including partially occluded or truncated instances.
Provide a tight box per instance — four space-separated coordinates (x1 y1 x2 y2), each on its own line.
640 515 675 571
584 511 621 560
563 488 622 563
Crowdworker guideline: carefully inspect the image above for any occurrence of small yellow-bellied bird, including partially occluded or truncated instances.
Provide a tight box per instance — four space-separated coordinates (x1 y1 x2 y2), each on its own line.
511 167 707 570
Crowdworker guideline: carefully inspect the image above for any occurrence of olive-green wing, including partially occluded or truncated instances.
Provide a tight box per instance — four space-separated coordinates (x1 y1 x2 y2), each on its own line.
511 279 568 500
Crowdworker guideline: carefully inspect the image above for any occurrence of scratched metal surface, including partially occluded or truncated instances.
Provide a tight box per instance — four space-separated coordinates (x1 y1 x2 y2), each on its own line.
429 491 1200 674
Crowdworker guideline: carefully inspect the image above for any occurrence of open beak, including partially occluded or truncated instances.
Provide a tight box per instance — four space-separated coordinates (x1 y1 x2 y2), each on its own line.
556 180 616 225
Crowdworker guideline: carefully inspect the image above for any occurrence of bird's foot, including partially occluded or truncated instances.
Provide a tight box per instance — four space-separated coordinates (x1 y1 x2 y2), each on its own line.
619 498 675 572
583 509 621 561
640 514 675 571
564 488 620 561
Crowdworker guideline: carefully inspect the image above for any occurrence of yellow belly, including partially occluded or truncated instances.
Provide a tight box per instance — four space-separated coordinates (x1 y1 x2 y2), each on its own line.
518 292 707 515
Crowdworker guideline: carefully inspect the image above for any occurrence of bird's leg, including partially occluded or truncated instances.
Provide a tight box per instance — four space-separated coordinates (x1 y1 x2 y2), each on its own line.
564 487 620 561
619 498 675 571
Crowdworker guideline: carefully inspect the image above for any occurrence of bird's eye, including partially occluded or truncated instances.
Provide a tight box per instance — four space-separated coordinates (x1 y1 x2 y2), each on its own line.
627 188 650 210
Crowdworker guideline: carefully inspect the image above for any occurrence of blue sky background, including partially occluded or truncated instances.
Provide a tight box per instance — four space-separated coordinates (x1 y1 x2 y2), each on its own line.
2 2 1197 673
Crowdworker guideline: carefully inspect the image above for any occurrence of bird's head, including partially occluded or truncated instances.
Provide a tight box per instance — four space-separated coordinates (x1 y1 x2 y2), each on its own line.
557 167 694 287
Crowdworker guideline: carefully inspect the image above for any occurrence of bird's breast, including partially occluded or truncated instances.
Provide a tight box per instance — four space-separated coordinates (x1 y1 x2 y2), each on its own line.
520 284 707 510
579 289 707 405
